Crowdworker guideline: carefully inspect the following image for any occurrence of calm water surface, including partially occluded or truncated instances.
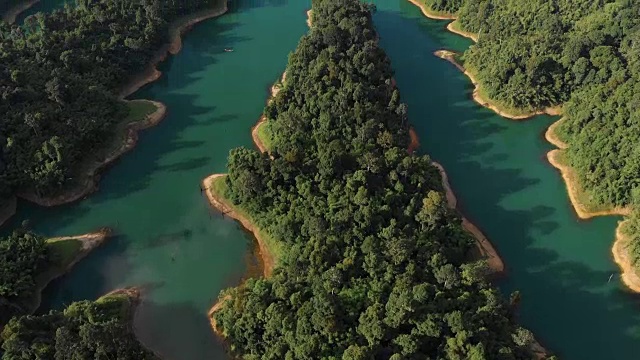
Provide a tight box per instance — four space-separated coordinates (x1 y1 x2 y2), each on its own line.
8 0 310 358
372 1 640 359
11 0 640 359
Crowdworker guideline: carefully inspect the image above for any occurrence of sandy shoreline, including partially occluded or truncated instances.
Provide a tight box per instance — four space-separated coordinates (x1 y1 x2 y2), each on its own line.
407 128 503 273
431 162 505 274
119 5 229 99
251 71 287 154
28 228 112 313
2 0 39 24
406 0 456 20
546 150 630 219
203 174 274 277
612 220 640 293
544 118 568 149
446 21 478 42
434 50 562 120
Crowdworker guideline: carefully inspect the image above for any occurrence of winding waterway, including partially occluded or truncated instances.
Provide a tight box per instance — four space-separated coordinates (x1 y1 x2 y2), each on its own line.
8 0 640 359
7 0 310 358
372 1 640 359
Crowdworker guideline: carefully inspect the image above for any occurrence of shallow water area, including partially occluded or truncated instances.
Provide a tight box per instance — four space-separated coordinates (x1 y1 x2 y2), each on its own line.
7 0 310 358
371 1 640 359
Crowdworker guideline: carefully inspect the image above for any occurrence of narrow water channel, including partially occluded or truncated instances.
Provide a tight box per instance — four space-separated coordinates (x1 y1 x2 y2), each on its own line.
10 0 640 359
371 1 640 359
7 0 310 358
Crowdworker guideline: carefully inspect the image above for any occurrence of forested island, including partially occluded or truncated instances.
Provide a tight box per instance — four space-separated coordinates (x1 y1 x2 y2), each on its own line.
208 0 549 358
0 0 226 226
413 0 640 291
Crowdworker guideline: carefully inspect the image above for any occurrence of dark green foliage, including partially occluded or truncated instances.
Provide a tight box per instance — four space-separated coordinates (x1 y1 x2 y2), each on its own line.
1 295 157 359
0 230 47 325
421 0 640 268
0 0 219 201
215 1 537 358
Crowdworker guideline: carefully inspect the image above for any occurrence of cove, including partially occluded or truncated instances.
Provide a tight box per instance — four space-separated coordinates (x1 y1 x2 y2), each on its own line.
370 1 640 359
4 0 310 358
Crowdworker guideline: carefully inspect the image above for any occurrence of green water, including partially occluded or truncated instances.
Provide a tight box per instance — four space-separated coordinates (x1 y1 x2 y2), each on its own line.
9 0 640 359
371 1 640 359
7 0 310 358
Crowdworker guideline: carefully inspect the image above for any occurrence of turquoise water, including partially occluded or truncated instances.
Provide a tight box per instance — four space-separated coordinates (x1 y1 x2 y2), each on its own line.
7 0 310 358
372 1 640 359
9 0 640 359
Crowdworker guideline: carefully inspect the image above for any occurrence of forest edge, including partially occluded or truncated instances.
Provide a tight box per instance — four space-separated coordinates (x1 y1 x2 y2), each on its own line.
0 0 230 228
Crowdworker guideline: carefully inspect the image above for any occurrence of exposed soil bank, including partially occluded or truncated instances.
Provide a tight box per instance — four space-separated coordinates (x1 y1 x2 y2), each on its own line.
612 220 640 293
202 174 274 277
208 294 231 336
408 128 503 273
544 118 568 149
434 50 562 120
1 0 39 24
446 20 478 42
406 0 456 20
13 3 228 217
29 228 112 313
431 162 504 274
251 71 287 154
546 150 631 219
119 4 229 99
546 116 637 294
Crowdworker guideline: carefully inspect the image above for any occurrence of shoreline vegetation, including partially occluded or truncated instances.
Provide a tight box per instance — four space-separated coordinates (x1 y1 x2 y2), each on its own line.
434 50 562 119
408 128 504 274
29 227 112 313
410 2 550 357
612 220 640 293
1 0 39 24
202 174 276 277
4 1 229 226
251 71 287 154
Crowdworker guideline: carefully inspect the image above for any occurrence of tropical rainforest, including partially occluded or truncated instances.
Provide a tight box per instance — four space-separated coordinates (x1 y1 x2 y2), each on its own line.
213 0 546 359
0 0 219 204
1 292 157 359
418 0 640 269
0 0 219 358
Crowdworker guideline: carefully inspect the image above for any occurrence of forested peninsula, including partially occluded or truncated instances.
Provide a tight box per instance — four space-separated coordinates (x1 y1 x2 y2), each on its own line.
413 0 640 291
1 0 229 357
208 1 549 358
1 287 158 359
0 0 227 226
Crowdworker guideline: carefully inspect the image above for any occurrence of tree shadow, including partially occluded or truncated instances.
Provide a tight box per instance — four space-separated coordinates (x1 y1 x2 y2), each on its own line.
375 6 640 359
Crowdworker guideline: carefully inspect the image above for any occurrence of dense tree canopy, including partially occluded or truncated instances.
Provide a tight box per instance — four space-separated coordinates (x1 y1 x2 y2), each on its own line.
0 0 219 203
1 293 157 359
214 1 544 359
0 230 47 326
418 0 640 267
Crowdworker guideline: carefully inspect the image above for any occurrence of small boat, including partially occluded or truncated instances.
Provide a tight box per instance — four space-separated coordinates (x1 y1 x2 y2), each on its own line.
224 48 234 52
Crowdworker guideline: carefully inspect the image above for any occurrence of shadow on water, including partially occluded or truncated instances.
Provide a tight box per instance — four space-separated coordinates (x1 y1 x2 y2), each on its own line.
374 4 640 360
8 1 312 359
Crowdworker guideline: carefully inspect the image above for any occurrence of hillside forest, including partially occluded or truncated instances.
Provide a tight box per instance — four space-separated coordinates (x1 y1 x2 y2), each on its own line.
0 0 220 205
419 0 640 270
0 0 220 358
213 0 549 359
